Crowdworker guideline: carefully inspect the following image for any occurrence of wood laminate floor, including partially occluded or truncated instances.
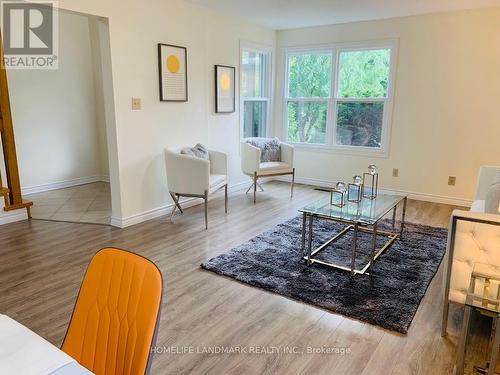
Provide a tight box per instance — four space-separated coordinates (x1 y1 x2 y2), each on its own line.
0 182 493 374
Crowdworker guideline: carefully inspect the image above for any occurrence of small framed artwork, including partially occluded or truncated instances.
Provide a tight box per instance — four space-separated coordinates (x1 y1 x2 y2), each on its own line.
215 65 235 113
158 43 188 102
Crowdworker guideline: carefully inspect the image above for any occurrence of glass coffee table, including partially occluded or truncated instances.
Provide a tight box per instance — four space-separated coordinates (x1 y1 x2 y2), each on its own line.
299 192 407 276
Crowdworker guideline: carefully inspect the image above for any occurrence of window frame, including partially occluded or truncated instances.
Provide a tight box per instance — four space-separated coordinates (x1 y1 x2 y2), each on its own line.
240 41 274 140
285 49 333 146
282 39 398 157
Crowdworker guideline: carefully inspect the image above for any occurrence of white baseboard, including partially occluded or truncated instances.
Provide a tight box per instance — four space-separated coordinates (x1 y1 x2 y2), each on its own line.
110 173 471 229
276 176 472 207
0 206 28 225
111 197 200 228
22 175 110 196
110 180 250 228
384 189 471 207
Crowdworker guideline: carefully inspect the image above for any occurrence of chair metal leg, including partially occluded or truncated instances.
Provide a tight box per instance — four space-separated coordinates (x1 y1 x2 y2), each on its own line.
291 168 295 198
442 300 450 337
488 316 500 375
253 172 257 204
224 184 228 214
456 305 472 375
170 205 176 221
245 182 253 194
204 190 208 230
442 217 457 337
246 180 263 195
169 192 183 213
169 192 183 221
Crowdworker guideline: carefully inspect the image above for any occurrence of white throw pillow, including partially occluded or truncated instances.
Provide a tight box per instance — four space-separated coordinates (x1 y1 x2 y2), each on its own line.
485 180 500 214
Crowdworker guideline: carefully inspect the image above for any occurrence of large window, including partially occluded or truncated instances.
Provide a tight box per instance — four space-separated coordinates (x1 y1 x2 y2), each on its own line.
286 52 331 144
241 44 272 138
284 42 396 155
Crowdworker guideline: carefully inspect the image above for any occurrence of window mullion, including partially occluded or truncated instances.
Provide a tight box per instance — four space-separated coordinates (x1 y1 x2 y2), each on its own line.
329 48 339 147
336 97 386 103
243 97 268 101
330 98 338 147
283 97 328 102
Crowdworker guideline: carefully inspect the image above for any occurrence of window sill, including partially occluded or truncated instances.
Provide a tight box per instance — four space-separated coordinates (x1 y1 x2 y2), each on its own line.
289 143 390 158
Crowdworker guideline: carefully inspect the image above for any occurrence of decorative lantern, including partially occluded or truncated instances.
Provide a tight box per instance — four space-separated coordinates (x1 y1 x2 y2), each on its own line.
330 182 347 207
348 175 363 203
363 164 379 200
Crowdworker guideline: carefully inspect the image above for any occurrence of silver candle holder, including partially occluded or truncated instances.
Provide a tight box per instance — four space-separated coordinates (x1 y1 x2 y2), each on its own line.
348 175 363 203
330 182 347 207
363 164 379 200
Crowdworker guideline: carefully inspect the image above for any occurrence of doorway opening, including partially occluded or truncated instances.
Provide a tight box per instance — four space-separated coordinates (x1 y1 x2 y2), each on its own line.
6 10 116 225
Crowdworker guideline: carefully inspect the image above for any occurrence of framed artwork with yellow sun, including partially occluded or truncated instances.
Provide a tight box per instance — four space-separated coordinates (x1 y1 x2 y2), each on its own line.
158 43 188 102
215 65 235 113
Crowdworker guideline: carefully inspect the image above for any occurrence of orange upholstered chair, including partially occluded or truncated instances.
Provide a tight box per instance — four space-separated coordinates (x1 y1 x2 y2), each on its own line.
62 248 163 375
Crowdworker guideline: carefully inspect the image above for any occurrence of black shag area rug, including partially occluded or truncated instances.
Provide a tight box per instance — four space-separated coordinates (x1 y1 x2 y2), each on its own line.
201 215 447 334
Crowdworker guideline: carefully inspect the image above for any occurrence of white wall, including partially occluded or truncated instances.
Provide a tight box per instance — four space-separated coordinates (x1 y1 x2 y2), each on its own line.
205 11 276 185
274 8 500 205
7 11 109 193
51 0 276 226
25 1 496 228
88 17 110 178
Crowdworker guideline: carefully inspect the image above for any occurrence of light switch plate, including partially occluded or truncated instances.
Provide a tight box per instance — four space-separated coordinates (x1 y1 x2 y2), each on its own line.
132 97 141 110
392 168 399 177
448 176 456 186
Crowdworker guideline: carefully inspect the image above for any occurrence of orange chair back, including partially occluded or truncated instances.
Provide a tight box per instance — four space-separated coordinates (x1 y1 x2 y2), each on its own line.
62 248 163 375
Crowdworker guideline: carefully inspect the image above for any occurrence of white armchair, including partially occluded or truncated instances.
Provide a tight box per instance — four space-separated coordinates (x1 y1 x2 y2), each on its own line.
241 138 295 203
164 147 228 229
442 166 500 336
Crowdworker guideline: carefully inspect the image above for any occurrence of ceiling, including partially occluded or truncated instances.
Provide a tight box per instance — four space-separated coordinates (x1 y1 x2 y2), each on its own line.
184 0 500 30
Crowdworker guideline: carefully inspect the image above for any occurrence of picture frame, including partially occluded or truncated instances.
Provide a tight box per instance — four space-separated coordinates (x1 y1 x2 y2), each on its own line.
214 65 235 113
158 43 188 102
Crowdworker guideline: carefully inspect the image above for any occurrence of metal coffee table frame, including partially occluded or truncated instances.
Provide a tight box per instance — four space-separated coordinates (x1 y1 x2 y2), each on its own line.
300 196 407 276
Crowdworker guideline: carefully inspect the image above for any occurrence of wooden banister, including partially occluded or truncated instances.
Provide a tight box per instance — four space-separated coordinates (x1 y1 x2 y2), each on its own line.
0 30 32 218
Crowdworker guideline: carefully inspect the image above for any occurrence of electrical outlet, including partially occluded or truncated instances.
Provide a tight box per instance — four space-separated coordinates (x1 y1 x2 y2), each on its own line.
131 97 141 110
448 176 456 186
392 168 399 177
